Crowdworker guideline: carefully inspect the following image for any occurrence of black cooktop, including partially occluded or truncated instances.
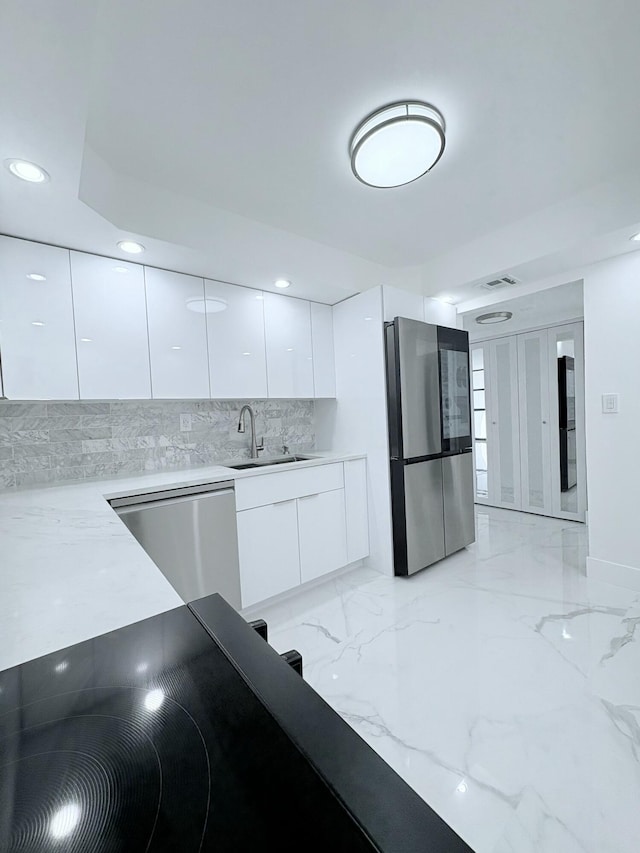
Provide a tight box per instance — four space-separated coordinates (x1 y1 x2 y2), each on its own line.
0 596 472 852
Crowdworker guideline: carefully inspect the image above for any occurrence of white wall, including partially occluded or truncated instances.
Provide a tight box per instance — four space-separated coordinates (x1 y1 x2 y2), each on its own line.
584 252 640 588
315 287 394 575
381 286 458 328
423 297 457 327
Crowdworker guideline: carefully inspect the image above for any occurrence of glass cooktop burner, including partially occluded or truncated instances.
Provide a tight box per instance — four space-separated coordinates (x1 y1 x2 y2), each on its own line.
0 605 376 852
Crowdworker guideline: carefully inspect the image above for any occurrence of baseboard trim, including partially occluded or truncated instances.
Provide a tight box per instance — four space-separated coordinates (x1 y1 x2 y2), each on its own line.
587 556 640 591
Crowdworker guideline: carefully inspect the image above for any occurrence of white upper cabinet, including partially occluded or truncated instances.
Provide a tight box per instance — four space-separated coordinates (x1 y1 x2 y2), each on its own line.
70 252 151 399
205 280 268 399
310 303 336 398
264 294 314 398
145 268 209 399
0 237 79 399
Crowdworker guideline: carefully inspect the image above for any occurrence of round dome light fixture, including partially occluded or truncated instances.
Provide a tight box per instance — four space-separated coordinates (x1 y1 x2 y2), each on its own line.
5 158 50 183
26 273 47 281
476 311 513 325
630 232 640 242
274 279 291 289
117 240 145 254
186 297 227 314
350 101 446 188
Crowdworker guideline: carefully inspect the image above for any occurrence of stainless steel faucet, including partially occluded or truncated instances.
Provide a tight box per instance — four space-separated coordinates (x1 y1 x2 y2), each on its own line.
237 405 264 459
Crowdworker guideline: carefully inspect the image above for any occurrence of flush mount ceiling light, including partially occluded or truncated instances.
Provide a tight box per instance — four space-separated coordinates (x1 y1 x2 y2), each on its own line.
350 101 445 188
26 273 46 281
630 232 640 242
5 158 50 183
186 297 227 314
274 279 291 289
117 240 145 254
476 311 513 325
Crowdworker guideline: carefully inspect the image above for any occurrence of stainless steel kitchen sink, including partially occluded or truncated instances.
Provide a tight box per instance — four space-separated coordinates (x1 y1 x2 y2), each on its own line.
226 454 317 470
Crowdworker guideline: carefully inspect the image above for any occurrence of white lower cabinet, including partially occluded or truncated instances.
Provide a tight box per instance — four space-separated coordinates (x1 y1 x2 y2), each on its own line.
236 459 369 608
344 458 369 562
237 500 301 608
298 490 347 583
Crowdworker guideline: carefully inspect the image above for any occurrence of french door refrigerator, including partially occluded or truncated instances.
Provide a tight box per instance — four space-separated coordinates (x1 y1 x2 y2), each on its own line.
385 318 475 576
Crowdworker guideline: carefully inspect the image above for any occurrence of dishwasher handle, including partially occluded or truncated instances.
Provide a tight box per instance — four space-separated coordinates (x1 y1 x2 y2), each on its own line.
110 481 235 511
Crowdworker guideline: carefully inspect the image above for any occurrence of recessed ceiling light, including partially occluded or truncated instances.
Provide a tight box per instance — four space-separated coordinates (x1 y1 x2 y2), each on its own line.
171 345 182 350
186 297 227 314
275 279 291 289
117 240 145 254
255 294 265 300
26 273 46 281
286 348 294 352
476 311 513 325
5 158 50 183
31 320 45 326
630 232 640 242
113 266 129 273
350 101 445 188
242 352 251 356
80 338 92 343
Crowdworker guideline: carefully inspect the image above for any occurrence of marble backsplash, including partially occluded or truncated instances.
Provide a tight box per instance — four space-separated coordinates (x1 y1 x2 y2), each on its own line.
0 399 315 489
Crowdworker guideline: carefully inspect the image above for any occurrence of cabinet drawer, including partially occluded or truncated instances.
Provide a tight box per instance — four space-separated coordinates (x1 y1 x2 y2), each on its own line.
235 463 344 510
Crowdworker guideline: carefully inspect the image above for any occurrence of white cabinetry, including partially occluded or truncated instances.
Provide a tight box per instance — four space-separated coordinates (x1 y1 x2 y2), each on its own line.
344 458 370 562
236 459 368 608
71 253 151 399
298 490 347 583
0 237 79 399
310 303 336 397
264 294 314 398
236 500 300 608
145 268 209 399
205 280 268 399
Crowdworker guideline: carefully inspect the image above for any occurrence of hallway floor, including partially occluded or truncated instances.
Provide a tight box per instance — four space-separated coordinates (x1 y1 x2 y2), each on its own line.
255 507 640 853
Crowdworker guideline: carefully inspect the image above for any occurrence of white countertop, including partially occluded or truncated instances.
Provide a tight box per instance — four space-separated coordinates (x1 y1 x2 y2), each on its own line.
0 451 365 672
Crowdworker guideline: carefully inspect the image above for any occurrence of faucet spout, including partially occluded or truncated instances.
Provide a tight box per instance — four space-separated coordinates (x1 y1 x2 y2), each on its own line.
237 405 264 459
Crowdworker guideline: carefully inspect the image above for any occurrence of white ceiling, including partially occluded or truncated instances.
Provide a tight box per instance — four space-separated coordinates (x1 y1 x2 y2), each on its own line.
2 0 640 303
461 280 584 341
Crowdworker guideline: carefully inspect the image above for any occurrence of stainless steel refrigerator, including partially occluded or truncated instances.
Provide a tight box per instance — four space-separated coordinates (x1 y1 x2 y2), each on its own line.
385 317 475 576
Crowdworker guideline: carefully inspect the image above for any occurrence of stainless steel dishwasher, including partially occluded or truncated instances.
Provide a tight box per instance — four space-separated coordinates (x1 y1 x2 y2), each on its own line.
111 481 241 609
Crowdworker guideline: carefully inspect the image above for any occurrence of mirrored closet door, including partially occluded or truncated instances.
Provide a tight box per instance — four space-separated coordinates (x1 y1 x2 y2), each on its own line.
471 322 586 523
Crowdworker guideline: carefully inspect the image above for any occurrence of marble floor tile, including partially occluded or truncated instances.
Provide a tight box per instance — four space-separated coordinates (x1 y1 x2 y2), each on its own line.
253 506 640 853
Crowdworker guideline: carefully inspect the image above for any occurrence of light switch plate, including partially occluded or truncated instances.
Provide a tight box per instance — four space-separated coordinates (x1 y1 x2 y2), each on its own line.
602 394 619 414
180 413 193 431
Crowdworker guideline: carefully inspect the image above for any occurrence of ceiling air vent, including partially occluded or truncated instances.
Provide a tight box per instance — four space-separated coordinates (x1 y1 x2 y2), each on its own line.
479 275 521 291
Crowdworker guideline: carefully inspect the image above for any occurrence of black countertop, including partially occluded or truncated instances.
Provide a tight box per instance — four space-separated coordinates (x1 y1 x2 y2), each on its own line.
0 595 472 852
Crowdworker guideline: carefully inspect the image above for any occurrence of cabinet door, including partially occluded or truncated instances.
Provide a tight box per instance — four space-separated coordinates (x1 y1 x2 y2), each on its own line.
205 280 268 399
263 294 314 398
344 458 369 563
237 500 300 607
0 237 78 399
298 489 347 583
145 268 209 399
310 303 336 397
71 253 151 399
487 336 521 509
517 329 553 515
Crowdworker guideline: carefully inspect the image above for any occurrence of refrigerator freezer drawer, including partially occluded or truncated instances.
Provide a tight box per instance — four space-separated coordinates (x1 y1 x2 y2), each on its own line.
442 453 475 556
393 458 445 575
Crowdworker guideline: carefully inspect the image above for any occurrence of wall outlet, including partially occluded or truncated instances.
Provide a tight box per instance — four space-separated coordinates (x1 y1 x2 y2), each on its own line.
602 394 619 414
180 413 192 432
